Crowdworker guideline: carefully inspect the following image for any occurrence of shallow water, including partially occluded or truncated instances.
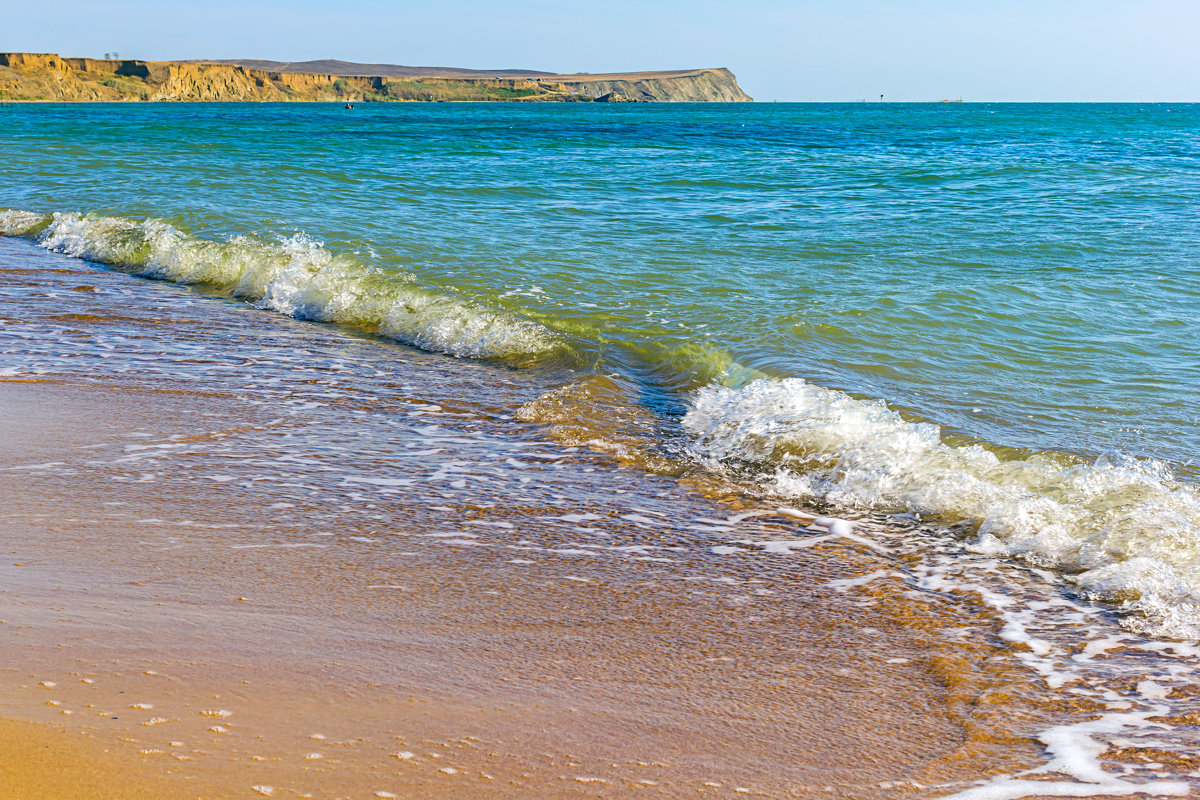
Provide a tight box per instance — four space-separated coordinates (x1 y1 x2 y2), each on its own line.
0 238 967 797
5 101 1200 636
3 102 1200 796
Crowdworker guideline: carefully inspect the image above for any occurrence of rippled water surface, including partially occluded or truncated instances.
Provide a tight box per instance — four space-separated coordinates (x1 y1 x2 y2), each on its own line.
4 102 1200 637
2 104 1197 456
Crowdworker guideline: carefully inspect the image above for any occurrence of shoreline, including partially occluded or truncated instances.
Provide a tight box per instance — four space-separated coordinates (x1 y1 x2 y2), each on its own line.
3 207 1196 796
1 218 1185 799
0 368 974 798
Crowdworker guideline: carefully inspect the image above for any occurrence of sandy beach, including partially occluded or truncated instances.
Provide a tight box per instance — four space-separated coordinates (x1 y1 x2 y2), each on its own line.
0 237 1004 798
0 373 987 799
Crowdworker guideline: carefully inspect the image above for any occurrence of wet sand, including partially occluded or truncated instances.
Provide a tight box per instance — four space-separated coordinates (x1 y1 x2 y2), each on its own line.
0 375 982 799
15 237 1161 798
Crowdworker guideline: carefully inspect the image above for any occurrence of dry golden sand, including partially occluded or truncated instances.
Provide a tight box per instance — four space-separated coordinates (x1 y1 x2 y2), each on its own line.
0 717 199 799
0 378 1036 799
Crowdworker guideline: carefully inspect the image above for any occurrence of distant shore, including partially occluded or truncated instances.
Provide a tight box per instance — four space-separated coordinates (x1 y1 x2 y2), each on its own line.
0 53 752 103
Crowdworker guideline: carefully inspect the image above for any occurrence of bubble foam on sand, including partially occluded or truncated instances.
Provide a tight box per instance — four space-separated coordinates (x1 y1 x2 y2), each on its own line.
910 544 1200 798
684 377 1200 638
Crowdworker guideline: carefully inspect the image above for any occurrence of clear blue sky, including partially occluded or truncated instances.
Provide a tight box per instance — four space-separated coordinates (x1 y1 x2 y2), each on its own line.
5 0 1199 101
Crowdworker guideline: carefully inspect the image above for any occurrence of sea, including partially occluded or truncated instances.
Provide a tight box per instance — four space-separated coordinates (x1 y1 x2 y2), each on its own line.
2 101 1200 798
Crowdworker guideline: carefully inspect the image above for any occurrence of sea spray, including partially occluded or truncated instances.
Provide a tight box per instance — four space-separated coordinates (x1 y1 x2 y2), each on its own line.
682 377 1200 638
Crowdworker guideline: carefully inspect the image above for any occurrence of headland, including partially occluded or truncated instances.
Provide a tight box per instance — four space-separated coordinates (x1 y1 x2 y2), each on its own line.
0 53 752 102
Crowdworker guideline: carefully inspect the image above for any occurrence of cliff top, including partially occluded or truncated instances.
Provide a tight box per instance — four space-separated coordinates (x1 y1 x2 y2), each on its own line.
181 58 733 83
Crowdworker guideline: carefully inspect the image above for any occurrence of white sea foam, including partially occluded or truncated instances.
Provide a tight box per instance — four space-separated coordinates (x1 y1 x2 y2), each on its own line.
939 723 1190 799
0 209 49 236
2 208 561 361
683 378 1200 638
904 542 1200 798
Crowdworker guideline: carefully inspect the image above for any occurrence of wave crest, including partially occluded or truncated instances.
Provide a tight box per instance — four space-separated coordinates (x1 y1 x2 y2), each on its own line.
683 378 1200 638
2 208 563 361
0 209 50 236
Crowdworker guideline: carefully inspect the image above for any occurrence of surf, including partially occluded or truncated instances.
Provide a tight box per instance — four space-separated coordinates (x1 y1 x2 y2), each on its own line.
0 208 565 363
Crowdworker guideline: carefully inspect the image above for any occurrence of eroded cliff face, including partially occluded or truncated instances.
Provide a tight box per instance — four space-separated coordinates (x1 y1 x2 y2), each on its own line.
566 69 751 102
0 53 752 102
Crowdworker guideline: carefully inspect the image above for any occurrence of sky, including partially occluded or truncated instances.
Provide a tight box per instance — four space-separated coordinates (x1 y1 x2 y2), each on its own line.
5 0 1199 101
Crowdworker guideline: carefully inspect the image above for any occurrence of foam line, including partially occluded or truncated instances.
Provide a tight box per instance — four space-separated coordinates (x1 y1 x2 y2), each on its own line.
684 377 1200 638
0 208 562 361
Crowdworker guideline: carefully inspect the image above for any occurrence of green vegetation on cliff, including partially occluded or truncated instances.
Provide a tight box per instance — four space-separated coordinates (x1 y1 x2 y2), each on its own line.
0 53 752 103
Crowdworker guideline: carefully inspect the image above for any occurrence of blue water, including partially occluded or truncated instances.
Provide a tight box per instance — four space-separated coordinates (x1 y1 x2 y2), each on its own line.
3 102 1198 464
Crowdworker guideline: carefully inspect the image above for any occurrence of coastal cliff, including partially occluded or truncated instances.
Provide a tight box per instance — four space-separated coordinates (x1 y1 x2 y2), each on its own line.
0 53 751 102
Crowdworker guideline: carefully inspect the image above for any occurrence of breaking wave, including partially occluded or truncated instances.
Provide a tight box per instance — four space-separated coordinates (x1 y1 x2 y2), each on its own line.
11 206 1200 638
683 378 1200 639
0 208 563 362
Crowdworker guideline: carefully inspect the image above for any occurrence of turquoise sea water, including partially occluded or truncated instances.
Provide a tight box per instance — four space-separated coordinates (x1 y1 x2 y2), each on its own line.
3 101 1200 638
